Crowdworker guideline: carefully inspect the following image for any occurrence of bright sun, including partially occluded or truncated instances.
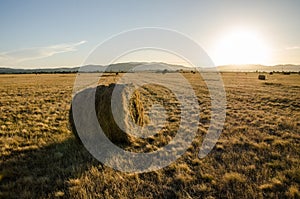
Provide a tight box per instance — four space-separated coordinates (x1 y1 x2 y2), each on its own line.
212 28 270 66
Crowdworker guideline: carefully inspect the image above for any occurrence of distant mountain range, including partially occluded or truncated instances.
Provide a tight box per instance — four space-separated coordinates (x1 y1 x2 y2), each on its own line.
78 62 188 72
0 62 187 74
0 62 299 74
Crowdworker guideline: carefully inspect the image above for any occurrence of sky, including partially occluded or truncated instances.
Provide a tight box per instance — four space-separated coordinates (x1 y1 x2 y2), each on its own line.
0 0 300 68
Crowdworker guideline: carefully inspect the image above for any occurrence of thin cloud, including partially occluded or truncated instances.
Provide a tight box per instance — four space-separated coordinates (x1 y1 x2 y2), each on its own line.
285 46 300 50
0 40 87 64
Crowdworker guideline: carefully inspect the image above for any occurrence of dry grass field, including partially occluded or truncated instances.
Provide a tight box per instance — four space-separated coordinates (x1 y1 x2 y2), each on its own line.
1 72 300 198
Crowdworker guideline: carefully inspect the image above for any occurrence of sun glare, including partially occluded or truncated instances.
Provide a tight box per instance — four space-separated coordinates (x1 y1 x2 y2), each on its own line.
212 28 270 66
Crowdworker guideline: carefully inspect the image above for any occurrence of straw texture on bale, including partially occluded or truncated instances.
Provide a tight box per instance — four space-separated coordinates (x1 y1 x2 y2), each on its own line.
70 84 146 144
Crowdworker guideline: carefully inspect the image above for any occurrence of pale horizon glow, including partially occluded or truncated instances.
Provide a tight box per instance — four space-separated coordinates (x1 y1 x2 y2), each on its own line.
211 28 271 66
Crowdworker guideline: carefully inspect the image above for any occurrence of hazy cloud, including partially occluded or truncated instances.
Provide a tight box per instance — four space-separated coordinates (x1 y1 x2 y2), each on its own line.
0 41 86 64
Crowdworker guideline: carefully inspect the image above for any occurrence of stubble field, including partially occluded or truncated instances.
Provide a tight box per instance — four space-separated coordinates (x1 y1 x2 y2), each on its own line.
0 72 299 198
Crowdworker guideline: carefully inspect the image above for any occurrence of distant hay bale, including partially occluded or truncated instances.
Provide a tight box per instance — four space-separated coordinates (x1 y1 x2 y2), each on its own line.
258 74 266 80
283 72 291 75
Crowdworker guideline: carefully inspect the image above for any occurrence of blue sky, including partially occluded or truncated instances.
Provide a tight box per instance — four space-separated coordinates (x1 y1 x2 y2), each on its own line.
1 0 300 68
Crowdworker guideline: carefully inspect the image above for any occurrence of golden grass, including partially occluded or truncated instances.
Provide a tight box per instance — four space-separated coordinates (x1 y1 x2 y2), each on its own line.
0 72 299 198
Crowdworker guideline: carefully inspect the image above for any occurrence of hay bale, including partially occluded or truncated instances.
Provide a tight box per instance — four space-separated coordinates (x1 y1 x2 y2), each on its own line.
95 84 131 144
70 83 146 144
258 74 266 80
69 81 184 155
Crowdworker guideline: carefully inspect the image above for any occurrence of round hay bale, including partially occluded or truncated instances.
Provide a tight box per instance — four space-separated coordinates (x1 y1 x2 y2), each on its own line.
258 74 266 80
70 83 147 145
69 82 180 152
95 84 132 144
